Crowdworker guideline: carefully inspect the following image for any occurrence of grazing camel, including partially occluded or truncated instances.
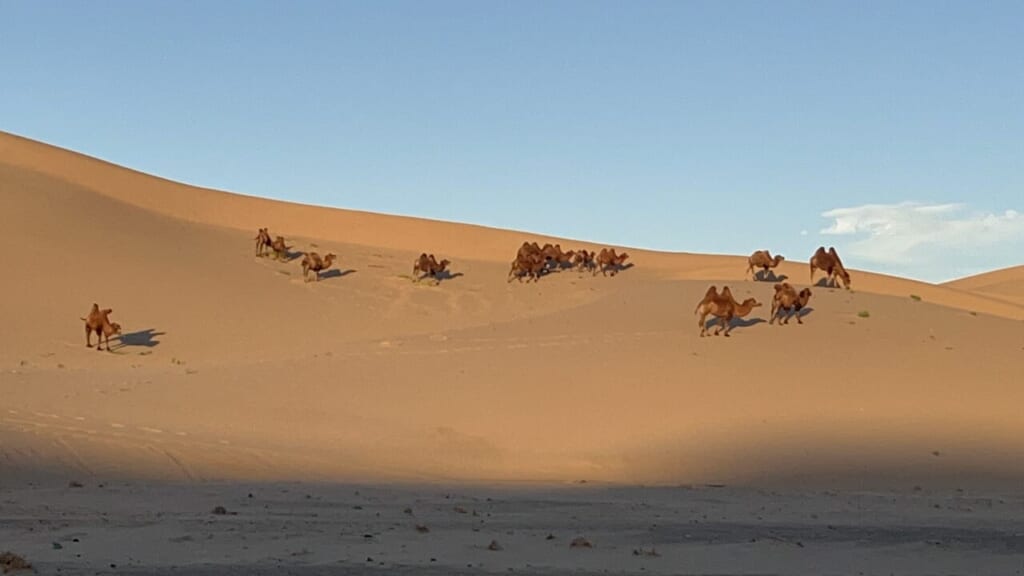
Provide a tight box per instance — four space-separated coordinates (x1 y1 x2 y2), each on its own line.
747 250 785 280
301 252 337 282
254 228 272 257
810 246 851 289
412 253 451 284
596 248 630 276
693 286 761 337
271 236 292 261
80 303 122 351
770 283 813 325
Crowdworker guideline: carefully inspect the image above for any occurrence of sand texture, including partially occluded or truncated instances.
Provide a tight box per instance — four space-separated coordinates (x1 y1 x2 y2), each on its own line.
2 130 1024 574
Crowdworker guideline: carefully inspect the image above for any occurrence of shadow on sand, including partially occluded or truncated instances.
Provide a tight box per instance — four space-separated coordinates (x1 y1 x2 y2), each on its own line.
754 270 788 282
111 329 164 351
315 268 356 281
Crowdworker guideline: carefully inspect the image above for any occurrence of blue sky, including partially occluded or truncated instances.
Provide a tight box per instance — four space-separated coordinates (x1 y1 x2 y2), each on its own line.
2 0 1022 282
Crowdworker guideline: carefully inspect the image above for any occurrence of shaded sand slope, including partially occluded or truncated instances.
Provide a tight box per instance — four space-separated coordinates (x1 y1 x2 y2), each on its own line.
1 131 1023 489
943 265 1024 307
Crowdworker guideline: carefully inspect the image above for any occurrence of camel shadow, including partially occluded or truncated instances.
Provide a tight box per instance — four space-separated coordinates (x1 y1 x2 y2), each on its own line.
433 270 464 283
262 250 303 263
703 317 765 331
769 307 816 324
814 277 845 289
601 262 635 276
317 269 356 281
282 250 305 263
755 270 788 282
111 329 164 350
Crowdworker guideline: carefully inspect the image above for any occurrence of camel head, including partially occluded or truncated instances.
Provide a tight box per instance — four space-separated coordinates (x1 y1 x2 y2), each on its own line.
798 288 813 306
773 255 785 265
438 259 451 270
742 298 762 308
837 270 851 289
108 322 122 336
323 253 337 266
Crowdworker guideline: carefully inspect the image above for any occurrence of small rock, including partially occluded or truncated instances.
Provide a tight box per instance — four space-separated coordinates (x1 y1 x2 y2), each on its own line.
415 524 429 533
68 481 84 488
453 506 469 514
545 533 556 540
52 542 64 550
488 540 503 551
570 537 593 548
403 507 413 515
211 506 228 515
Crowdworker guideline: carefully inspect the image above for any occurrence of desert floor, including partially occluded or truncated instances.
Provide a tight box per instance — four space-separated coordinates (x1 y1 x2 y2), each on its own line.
2 130 1023 574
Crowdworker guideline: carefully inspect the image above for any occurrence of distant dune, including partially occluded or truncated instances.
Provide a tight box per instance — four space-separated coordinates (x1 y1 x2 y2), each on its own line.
2 129 1023 489
943 265 1024 307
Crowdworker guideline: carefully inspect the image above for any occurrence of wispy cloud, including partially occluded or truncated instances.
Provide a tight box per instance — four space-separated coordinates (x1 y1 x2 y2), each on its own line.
819 202 1024 282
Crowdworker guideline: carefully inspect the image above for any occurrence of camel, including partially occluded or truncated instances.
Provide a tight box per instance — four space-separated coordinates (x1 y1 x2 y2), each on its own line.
80 303 122 351
693 285 761 337
572 249 597 274
412 253 451 284
301 252 337 282
271 236 292 261
770 282 813 325
254 228 272 257
540 244 575 269
810 246 851 289
517 241 542 261
596 248 630 276
508 252 546 283
747 250 784 280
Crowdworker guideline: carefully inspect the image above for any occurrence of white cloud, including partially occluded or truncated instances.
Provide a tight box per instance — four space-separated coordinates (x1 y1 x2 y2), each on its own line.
819 202 1024 282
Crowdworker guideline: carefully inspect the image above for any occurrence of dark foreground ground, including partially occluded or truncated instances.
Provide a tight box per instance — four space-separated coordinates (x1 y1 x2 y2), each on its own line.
2 480 1023 575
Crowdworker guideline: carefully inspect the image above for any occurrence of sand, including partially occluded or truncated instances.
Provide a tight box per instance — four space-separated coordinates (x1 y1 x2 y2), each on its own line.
2 130 1023 574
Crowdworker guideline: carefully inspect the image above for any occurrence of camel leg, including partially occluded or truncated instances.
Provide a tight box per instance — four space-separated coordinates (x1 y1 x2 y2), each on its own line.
795 307 803 324
86 325 93 348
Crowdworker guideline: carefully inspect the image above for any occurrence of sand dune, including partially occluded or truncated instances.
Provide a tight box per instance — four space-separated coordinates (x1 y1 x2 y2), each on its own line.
4 130 1024 574
2 129 1023 490
943 265 1024 307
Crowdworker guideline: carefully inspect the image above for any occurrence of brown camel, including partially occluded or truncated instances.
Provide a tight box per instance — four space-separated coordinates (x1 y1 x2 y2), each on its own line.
81 303 122 351
596 248 630 276
747 250 785 280
255 228 272 257
508 251 546 283
694 285 761 337
301 252 337 282
810 246 851 289
412 253 452 284
770 282 813 325
572 249 597 274
271 236 292 261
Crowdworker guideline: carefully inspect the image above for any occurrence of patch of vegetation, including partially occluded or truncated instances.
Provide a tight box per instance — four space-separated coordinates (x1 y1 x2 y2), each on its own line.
857 310 871 318
969 311 978 316
910 294 922 301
